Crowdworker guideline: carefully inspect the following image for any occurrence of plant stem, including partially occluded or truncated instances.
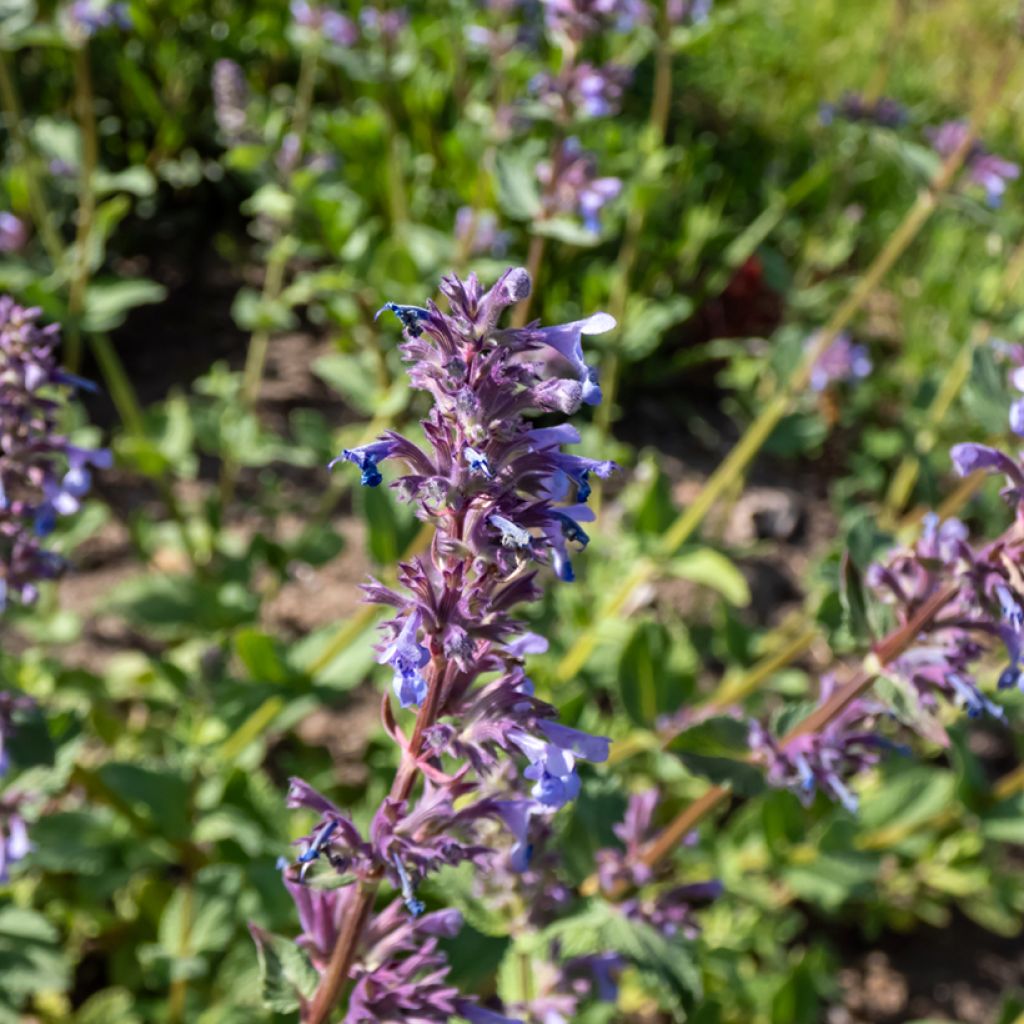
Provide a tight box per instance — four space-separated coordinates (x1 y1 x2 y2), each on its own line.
594 3 674 441
0 52 65 270
304 651 449 1024
66 44 101 374
240 43 319 409
555 49 1014 684
640 585 956 875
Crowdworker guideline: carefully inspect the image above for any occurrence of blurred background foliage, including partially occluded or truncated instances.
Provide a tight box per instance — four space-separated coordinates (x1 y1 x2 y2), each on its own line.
2 0 1024 1021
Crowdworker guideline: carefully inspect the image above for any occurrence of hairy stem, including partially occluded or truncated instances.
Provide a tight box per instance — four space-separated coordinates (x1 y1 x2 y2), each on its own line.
304 649 450 1024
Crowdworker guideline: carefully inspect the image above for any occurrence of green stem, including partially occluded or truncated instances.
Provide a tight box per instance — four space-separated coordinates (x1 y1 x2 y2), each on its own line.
0 52 65 270
66 44 100 374
595 2 674 439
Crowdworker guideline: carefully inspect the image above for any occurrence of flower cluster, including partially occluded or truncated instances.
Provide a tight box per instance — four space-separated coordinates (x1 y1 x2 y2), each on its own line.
290 1 359 47
62 0 131 42
748 678 887 813
277 268 615 1019
537 138 623 234
928 120 1021 207
819 92 907 128
0 299 110 609
212 59 251 146
596 789 722 933
807 331 872 392
865 363 1024 732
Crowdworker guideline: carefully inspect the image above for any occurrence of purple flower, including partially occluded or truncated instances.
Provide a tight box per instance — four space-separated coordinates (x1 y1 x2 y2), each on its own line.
0 214 27 254
0 299 109 608
359 7 408 42
455 207 510 257
63 0 131 39
291 1 359 45
511 721 609 809
928 120 1020 207
749 676 886 812
273 268 613 1016
537 138 622 233
379 611 431 708
540 0 649 42
807 331 872 392
819 92 906 128
668 0 713 24
532 63 631 121
212 60 250 144
328 438 400 487
0 809 30 882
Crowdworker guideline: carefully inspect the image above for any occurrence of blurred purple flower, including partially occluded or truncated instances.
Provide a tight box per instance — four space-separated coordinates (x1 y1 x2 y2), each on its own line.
820 92 906 128
212 59 250 145
291 1 359 45
63 0 131 39
0 214 27 254
928 120 1021 206
807 331 872 392
0 299 110 609
455 207 510 257
537 137 622 233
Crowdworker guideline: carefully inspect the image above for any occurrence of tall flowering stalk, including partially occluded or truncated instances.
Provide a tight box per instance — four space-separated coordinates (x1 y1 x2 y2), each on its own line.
269 268 616 1022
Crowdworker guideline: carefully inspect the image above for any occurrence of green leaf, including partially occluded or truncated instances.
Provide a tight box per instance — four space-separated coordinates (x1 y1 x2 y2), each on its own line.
82 279 167 332
495 148 543 221
0 906 69 1001
839 550 871 643
667 716 765 797
617 620 682 725
97 762 192 840
542 902 701 1014
234 629 290 684
981 793 1024 844
666 549 750 607
250 925 319 1014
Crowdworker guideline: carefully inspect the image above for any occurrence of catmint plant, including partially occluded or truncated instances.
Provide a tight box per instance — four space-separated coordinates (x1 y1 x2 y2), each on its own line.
266 267 617 1022
0 297 110 609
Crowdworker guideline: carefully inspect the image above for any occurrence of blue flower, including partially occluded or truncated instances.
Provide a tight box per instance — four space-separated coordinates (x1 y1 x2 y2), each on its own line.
329 439 398 487
379 611 430 708
375 302 431 337
511 721 609 810
533 312 616 406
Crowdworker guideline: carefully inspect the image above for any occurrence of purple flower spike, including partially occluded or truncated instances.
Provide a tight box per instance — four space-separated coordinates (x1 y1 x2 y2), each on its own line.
0 299 108 608
275 268 612 1017
929 120 1020 207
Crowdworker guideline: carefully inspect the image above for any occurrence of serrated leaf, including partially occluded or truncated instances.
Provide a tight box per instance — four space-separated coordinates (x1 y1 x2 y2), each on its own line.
249 925 318 1014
